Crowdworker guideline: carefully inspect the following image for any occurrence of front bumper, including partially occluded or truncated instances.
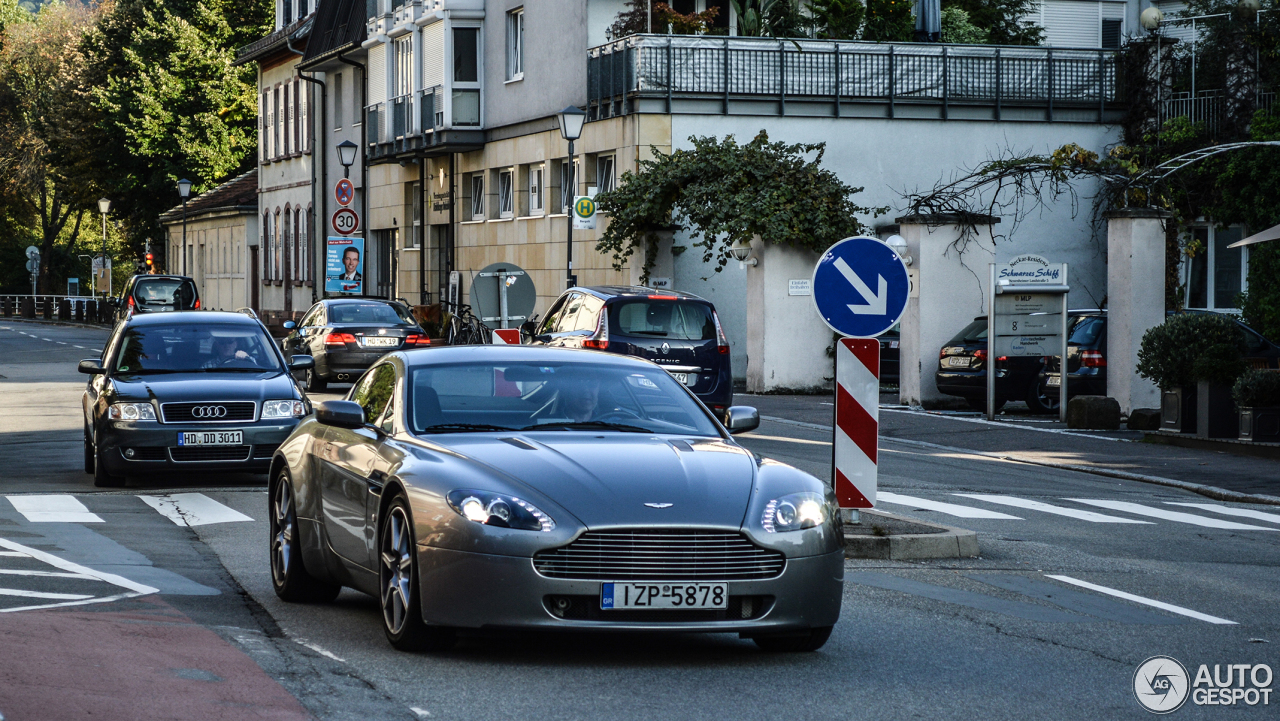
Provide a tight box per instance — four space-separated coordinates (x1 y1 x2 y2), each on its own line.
416 545 844 633
97 420 300 475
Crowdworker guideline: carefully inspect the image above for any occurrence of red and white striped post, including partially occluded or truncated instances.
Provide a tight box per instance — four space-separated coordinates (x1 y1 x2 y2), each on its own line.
834 337 879 508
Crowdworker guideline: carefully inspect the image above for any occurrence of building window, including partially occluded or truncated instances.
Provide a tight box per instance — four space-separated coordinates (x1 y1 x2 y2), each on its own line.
470 174 484 221
560 158 577 212
498 169 514 218
1101 19 1123 49
333 71 343 128
506 8 524 81
1185 226 1247 311
530 166 543 213
596 155 615 193
283 82 292 156
273 86 282 160
411 182 422 247
454 28 478 83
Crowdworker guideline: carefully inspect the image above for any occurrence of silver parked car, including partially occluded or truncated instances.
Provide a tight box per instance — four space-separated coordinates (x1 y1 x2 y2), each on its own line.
268 345 843 652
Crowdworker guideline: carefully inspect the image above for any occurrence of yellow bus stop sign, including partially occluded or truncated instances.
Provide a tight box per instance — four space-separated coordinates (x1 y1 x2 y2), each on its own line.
572 196 597 230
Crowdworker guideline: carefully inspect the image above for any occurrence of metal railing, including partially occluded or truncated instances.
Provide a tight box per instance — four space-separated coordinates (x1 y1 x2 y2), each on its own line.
0 295 115 324
588 34 1121 121
1159 89 1276 137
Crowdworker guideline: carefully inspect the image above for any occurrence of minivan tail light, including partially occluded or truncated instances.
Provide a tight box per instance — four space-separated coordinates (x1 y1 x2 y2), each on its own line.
1081 350 1107 367
194 298 201 309
648 294 678 300
582 309 609 350
712 310 730 354
324 332 356 346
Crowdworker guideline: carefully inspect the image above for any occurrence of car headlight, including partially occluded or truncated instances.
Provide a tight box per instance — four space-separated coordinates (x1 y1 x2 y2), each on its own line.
446 490 555 532
262 400 306 418
761 492 827 533
107 402 156 421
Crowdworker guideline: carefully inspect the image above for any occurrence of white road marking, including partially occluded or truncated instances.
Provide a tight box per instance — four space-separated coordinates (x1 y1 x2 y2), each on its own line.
738 433 831 446
411 708 432 718
295 639 345 662
6 495 104 523
1067 499 1279 531
0 551 26 557
877 492 1022 519
952 494 1153 524
56 341 66 344
139 493 253 527
1165 503 1280 525
41 338 51 341
73 345 86 349
0 569 95 579
1045 575 1237 625
0 538 157 595
0 589 95 601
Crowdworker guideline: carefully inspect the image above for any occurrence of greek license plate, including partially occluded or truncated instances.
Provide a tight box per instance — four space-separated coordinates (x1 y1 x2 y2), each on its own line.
177 431 243 447
361 337 399 347
1047 375 1062 387
948 357 971 368
601 582 727 610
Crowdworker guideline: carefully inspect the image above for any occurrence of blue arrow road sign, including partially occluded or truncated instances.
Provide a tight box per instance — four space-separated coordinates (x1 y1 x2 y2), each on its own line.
811 236 910 338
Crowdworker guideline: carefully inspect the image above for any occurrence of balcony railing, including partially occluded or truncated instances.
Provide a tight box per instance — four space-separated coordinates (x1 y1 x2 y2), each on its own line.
588 34 1122 123
1159 89 1277 138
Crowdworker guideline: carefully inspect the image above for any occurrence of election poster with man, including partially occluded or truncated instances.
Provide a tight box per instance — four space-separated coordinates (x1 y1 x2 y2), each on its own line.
326 237 364 294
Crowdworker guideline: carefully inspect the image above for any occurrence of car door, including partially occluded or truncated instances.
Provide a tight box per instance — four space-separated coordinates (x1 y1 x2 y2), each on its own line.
318 363 396 568
287 305 321 359
548 292 585 347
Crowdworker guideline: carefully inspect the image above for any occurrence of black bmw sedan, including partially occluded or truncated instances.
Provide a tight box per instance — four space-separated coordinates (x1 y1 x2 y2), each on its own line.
80 311 314 487
281 298 431 391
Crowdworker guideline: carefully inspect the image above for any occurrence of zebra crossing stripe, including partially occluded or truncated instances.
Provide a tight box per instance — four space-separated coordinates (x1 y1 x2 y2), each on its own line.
953 494 1152 524
877 492 1022 519
1067 499 1280 531
1165 502 1280 525
6 495 103 523
138 493 253 527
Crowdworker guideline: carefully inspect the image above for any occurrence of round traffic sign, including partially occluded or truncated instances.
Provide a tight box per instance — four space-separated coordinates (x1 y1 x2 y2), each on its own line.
811 236 910 338
331 207 360 236
573 196 596 219
25 245 39 260
334 178 355 207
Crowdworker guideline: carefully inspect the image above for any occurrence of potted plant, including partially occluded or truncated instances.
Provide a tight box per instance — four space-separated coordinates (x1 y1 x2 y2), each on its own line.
1233 369 1280 443
1138 313 1247 436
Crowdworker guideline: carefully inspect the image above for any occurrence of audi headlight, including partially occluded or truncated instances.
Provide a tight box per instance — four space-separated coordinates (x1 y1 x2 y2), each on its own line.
107 402 156 421
262 400 306 418
761 492 827 533
446 490 555 532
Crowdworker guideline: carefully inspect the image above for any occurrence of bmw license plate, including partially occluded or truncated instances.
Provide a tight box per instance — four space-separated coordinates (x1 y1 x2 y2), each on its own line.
601 582 727 610
177 431 243 446
361 337 399 348
1046 375 1062 387
947 357 971 368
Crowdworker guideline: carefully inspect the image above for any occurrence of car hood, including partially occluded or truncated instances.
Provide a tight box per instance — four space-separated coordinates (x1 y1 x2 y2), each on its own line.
433 434 757 529
110 371 299 403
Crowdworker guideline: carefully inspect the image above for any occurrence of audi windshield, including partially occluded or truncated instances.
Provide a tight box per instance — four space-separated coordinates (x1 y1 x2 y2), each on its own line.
113 324 284 374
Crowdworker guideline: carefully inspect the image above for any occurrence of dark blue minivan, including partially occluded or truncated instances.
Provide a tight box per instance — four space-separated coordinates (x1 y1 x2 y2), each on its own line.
527 286 733 418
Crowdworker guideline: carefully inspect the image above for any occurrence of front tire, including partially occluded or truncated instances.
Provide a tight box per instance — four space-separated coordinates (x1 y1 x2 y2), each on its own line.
92 448 126 488
270 470 341 603
380 495 455 652
306 368 327 393
752 625 834 653
83 425 95 475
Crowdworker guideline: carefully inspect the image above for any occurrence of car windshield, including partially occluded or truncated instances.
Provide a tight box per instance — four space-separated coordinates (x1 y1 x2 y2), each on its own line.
113 323 283 374
410 361 720 437
133 279 197 309
612 300 715 340
1068 316 1105 345
329 302 416 325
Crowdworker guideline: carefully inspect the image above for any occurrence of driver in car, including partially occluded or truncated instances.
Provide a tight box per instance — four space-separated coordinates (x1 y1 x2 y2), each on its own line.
559 377 601 422
204 335 251 368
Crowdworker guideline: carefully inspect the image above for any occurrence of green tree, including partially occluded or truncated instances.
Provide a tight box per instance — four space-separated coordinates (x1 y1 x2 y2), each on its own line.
861 0 913 42
810 0 865 40
595 132 884 279
942 0 1043 45
940 6 987 44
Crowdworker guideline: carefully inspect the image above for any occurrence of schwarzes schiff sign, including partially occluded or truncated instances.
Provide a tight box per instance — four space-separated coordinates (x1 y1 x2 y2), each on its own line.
997 254 1064 285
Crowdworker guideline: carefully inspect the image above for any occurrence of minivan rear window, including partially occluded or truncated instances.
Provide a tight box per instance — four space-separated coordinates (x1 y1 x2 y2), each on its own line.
134 279 198 309
612 300 715 341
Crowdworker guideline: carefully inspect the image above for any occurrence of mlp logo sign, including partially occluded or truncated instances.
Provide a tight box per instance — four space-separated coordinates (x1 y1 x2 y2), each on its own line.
326 237 364 294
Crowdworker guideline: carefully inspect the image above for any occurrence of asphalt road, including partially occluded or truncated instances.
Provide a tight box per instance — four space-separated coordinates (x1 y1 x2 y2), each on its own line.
1 320 1276 720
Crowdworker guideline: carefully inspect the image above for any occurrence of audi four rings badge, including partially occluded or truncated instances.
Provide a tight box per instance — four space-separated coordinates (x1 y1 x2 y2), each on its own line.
191 406 228 418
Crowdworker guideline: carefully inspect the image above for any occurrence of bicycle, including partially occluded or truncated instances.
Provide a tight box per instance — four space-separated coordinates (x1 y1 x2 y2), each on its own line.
444 303 491 345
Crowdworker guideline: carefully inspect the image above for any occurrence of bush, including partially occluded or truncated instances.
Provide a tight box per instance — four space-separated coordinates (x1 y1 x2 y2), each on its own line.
1232 368 1280 408
1137 313 1248 389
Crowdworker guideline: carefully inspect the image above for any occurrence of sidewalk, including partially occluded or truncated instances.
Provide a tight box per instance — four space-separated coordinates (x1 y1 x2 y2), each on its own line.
739 393 1280 503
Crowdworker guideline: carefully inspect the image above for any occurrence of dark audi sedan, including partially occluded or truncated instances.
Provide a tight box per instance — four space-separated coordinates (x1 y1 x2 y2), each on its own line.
281 298 431 391
80 311 314 487
113 274 201 324
935 316 1049 413
527 287 733 417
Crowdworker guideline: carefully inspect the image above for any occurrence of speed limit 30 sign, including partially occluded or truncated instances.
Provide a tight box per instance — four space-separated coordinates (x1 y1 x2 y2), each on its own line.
331 207 360 236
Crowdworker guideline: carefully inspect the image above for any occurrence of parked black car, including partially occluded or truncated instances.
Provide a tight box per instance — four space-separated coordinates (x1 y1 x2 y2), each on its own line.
1039 310 1280 407
878 325 900 385
935 316 1051 413
113 274 200 324
80 311 313 487
526 286 734 418
280 298 431 391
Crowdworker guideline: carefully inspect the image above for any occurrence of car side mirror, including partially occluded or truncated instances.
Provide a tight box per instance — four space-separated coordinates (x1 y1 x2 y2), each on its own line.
314 400 365 429
78 359 105 375
288 354 315 371
283 321 296 330
724 406 760 434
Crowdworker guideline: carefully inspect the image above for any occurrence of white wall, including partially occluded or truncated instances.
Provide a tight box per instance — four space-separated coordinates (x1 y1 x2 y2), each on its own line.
670 114 1121 383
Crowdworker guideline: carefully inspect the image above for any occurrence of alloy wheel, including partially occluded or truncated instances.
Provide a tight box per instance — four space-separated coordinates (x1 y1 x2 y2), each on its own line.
271 480 293 586
381 506 414 635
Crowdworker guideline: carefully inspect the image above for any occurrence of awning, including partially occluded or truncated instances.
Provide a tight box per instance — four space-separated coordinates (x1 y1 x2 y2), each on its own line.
1228 222 1280 248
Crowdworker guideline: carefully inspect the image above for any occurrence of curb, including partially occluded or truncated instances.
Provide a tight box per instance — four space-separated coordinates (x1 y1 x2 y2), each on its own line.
844 509 979 560
0 317 111 331
759 414 1280 507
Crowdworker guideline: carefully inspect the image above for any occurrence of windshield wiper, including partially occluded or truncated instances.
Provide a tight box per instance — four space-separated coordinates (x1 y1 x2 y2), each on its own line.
521 421 652 433
119 368 183 375
418 423 515 434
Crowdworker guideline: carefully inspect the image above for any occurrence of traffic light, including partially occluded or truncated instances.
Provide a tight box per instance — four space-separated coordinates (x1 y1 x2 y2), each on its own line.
145 241 154 274
145 252 154 267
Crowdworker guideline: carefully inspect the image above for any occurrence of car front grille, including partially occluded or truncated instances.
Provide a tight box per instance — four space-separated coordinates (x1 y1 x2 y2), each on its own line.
168 446 253 462
252 444 280 459
532 529 786 581
160 402 257 424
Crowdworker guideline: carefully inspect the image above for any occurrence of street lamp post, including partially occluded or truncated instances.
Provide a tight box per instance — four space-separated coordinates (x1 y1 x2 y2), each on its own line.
177 178 192 275
336 140 358 179
557 106 585 289
97 198 111 298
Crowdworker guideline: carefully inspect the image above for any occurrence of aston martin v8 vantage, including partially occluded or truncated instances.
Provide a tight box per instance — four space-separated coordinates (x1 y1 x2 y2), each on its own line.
268 345 843 652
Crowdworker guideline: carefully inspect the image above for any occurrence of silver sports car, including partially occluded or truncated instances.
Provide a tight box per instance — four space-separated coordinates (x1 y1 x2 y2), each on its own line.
268 345 844 652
